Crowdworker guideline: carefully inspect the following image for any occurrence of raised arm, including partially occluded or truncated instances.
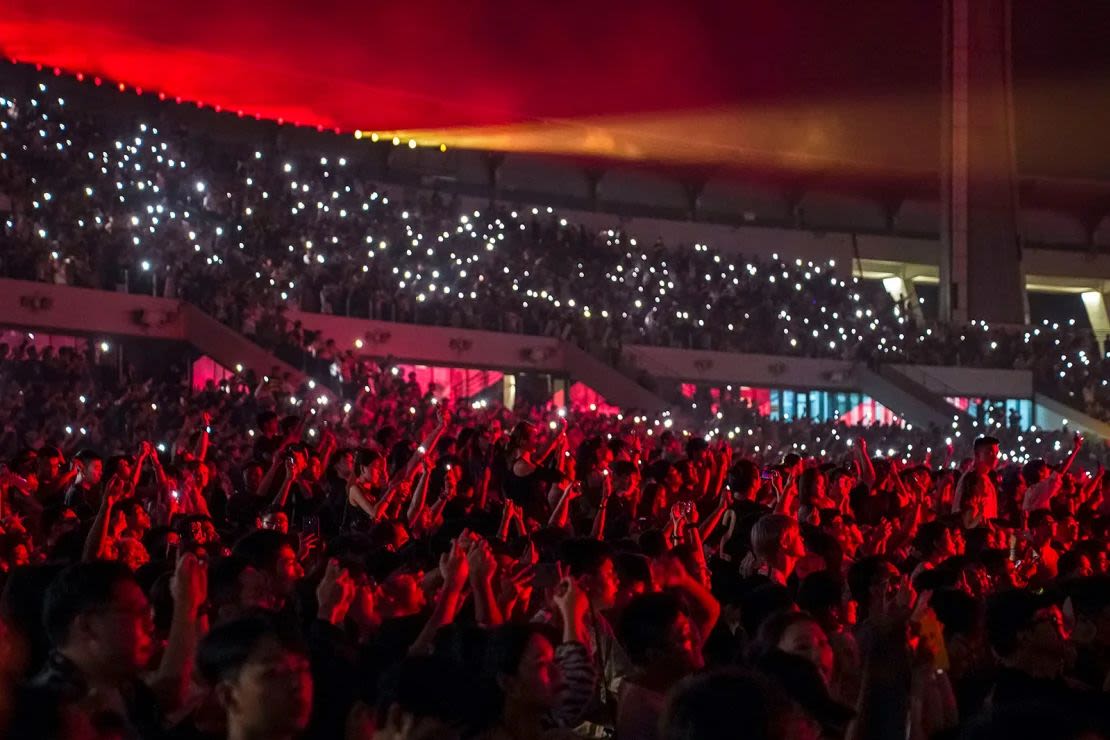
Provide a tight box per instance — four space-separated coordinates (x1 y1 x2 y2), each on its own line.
590 474 613 540
83 475 125 561
401 408 451 481
406 463 433 529
268 458 298 512
547 481 579 530
410 537 469 655
150 553 207 714
193 411 212 462
856 438 877 486
1059 433 1083 477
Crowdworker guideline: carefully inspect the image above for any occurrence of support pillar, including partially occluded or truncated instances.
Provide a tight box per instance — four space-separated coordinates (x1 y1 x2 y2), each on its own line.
940 0 1025 325
1080 289 1110 354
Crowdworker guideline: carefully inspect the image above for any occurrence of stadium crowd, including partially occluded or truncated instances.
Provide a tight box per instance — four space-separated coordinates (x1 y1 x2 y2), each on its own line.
0 334 1109 740
1 77 1109 424
3 69 1110 740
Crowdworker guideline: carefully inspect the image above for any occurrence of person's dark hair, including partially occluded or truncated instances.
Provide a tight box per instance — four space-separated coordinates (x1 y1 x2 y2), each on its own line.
105 454 133 478
476 622 558 723
43 561 137 647
660 668 792 740
798 468 824 505
973 436 1000 453
352 447 383 476
375 654 470 730
729 459 759 493
1027 509 1054 530
646 459 674 483
913 521 953 557
985 588 1053 658
739 582 794 639
73 449 102 464
847 556 893 614
796 571 844 617
504 422 535 461
749 610 822 662
756 650 854 734
1021 459 1049 486
1 563 65 673
256 411 278 428
116 497 145 519
232 529 297 572
685 438 709 457
619 592 686 666
38 445 63 463
557 537 613 578
612 460 638 479
1056 549 1088 580
614 552 652 592
207 555 251 613
930 588 980 639
196 615 307 685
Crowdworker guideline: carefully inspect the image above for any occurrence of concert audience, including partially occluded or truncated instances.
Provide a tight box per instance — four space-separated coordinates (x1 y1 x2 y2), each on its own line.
0 337 1107 739
1 70 1110 740
1 76 1108 423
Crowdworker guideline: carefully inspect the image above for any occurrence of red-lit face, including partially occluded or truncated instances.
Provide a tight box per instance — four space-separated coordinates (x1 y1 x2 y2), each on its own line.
41 455 63 479
81 459 104 485
975 444 1000 471
335 452 354 478
272 545 301 594
383 571 426 616
84 581 155 675
778 620 834 684
586 558 619 610
506 634 561 711
782 524 807 559
9 544 30 568
221 637 313 736
666 613 704 673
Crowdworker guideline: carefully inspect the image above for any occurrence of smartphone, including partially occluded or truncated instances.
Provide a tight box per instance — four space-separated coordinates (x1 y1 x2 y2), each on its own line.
760 470 773 481
303 514 320 537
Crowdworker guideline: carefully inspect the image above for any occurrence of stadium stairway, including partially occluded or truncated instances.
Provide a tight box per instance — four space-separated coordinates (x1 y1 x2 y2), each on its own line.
559 342 671 414
286 308 673 414
1032 391 1110 440
0 278 309 387
853 364 966 430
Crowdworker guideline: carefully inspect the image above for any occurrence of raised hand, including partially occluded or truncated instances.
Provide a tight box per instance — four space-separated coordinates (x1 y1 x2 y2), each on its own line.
439 535 470 592
467 538 498 585
171 552 208 618
316 559 356 625
553 564 588 626
298 533 320 561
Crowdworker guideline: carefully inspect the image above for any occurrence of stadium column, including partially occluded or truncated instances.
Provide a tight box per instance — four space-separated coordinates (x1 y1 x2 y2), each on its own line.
939 0 1027 325
1080 290 1110 354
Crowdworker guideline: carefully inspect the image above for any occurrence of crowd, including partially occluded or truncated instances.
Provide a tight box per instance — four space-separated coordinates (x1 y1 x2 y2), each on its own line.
1 74 1109 424
0 334 1109 740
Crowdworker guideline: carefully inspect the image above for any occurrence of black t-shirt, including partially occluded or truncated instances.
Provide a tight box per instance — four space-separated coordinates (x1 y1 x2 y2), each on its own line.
64 481 103 520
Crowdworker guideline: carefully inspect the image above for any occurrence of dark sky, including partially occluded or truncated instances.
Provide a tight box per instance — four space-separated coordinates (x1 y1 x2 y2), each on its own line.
2 0 1108 179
